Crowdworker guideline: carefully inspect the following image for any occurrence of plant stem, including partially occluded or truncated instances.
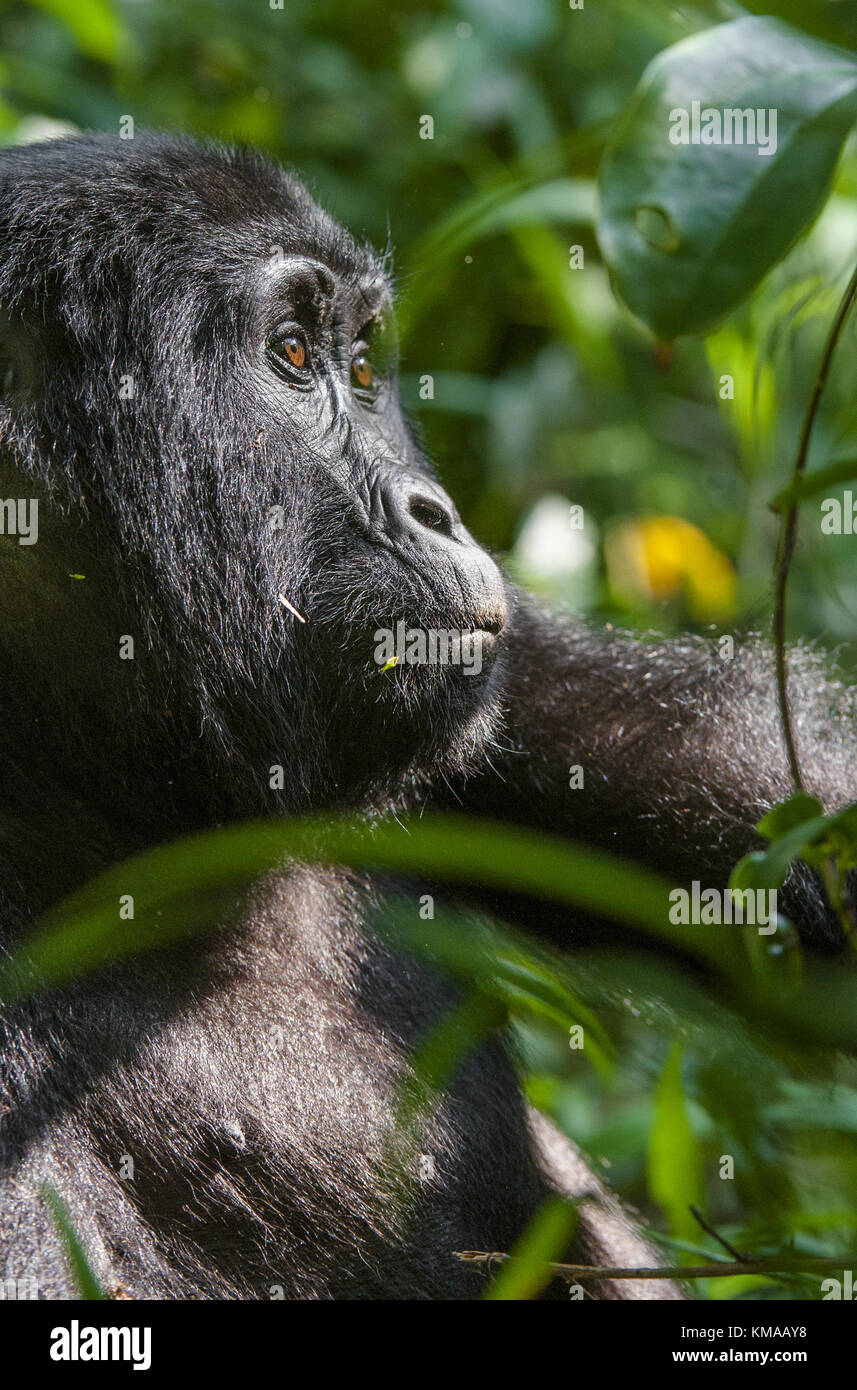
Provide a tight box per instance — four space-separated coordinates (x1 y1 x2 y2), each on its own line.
773 261 857 790
456 1249 856 1283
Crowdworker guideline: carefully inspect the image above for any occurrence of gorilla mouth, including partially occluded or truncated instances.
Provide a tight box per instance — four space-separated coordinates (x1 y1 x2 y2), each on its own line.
473 616 503 638
370 614 505 681
464 616 504 659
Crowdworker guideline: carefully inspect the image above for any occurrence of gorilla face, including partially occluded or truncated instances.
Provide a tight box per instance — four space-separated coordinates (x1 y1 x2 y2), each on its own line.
243 233 510 801
0 134 509 820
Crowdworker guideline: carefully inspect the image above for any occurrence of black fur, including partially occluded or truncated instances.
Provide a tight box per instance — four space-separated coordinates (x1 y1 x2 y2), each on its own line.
0 133 851 1300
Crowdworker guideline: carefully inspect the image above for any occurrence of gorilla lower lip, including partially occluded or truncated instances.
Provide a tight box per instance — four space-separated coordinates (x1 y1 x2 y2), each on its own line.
373 621 495 675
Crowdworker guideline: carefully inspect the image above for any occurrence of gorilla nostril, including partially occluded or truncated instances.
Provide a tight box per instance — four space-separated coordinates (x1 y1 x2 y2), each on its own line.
371 475 461 548
409 496 452 535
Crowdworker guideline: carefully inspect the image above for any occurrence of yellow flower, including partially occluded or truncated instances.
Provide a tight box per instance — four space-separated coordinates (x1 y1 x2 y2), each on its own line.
607 516 735 620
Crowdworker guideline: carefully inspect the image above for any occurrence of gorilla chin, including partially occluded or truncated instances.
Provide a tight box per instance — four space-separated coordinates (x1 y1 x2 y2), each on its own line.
305 606 510 809
298 504 511 802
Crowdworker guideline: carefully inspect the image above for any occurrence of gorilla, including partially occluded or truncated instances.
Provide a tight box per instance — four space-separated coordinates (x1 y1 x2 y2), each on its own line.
0 133 853 1301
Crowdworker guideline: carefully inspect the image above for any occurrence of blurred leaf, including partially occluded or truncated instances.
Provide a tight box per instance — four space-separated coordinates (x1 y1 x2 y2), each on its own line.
483 1196 578 1300
29 0 123 63
402 172 597 340
771 456 857 511
648 1044 704 1247
731 811 830 892
416 176 595 270
733 795 857 902
378 904 615 1076
387 987 511 1190
41 1186 105 1300
405 988 508 1097
768 1080 857 1131
707 1272 776 1299
758 793 825 838
0 813 744 1006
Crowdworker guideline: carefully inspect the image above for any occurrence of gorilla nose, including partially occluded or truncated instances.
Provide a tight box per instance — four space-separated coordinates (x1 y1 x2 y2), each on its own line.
375 473 459 546
371 472 507 629
408 493 456 539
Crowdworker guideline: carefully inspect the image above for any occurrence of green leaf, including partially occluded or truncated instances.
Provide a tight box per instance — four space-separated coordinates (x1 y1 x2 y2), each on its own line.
825 805 857 870
41 1186 105 1300
418 177 595 268
647 1044 703 1246
483 1196 578 1301
378 904 615 1077
731 812 830 892
597 16 857 339
29 0 122 64
771 457 857 512
757 793 824 839
730 850 785 893
0 813 745 1007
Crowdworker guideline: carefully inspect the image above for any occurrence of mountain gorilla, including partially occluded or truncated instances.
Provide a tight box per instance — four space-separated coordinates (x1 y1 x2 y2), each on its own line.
0 134 853 1301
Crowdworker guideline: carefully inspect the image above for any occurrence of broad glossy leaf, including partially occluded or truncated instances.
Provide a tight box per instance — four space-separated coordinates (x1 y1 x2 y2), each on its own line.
597 17 857 338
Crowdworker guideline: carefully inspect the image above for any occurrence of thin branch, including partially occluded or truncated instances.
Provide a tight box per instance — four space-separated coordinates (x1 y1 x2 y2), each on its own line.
773 260 857 790
455 1250 855 1282
689 1205 749 1263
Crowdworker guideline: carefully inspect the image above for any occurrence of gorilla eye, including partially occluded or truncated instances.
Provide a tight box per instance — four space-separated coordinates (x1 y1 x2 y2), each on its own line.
350 313 397 399
268 327 312 382
351 351 373 391
282 337 305 368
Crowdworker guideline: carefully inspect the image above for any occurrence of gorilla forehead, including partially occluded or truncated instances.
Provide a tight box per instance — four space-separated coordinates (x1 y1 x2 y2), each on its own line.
0 132 383 314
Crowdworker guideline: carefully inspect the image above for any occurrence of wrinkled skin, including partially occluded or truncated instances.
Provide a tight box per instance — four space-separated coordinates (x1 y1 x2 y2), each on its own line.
0 135 853 1300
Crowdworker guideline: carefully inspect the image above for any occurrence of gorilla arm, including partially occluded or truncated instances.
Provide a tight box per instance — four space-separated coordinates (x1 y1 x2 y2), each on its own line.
453 592 856 952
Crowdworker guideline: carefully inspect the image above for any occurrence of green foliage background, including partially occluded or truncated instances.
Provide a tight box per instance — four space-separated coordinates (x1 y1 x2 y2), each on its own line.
4 0 857 1298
